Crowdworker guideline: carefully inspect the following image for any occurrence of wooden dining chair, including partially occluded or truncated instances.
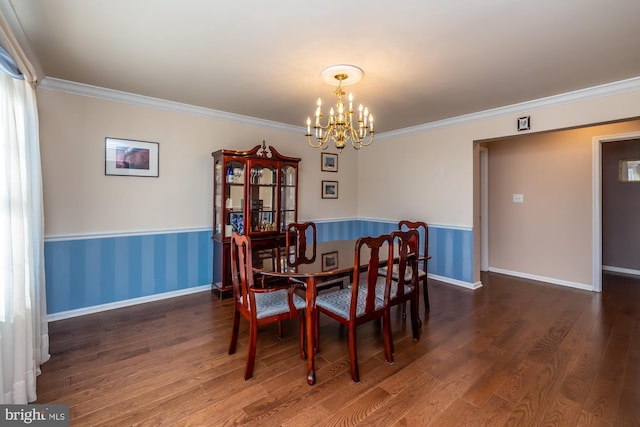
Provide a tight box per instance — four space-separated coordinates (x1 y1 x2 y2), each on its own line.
398 220 430 312
381 220 430 314
286 221 345 291
286 221 317 263
387 229 421 345
228 233 306 380
315 234 395 383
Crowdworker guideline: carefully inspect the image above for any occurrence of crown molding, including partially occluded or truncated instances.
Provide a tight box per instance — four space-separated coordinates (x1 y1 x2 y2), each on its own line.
0 0 45 80
379 76 640 139
38 77 301 133
38 75 640 139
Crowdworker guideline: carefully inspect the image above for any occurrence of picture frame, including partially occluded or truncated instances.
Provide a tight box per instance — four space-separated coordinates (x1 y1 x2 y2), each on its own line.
618 159 640 182
321 152 338 172
321 251 338 272
321 180 338 199
105 137 159 177
517 116 531 131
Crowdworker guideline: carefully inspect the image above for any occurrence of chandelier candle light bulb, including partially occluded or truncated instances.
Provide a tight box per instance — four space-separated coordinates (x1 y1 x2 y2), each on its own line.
305 64 375 152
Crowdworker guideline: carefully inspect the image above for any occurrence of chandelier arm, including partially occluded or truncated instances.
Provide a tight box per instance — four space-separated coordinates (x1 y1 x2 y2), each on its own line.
307 135 325 149
308 123 330 148
359 131 374 147
315 123 334 144
346 126 362 144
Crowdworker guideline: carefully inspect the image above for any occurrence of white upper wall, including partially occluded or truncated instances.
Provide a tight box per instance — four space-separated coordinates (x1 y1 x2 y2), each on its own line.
37 88 359 237
37 78 640 244
34 76 640 290
486 121 640 286
358 81 640 228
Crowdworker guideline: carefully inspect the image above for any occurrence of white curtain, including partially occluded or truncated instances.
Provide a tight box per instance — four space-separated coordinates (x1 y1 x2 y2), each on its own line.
0 65 49 403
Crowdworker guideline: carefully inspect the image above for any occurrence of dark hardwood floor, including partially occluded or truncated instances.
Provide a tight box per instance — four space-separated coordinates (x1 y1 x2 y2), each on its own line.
35 272 640 426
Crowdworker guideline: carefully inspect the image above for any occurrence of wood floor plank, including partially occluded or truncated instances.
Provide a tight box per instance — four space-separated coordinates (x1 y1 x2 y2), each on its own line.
322 386 392 426
92 385 212 427
538 393 588 427
583 319 633 420
461 340 529 408
279 404 332 427
466 394 515 427
391 375 472 425
32 271 640 426
360 371 442 426
427 398 478 427
616 388 640 427
503 348 574 426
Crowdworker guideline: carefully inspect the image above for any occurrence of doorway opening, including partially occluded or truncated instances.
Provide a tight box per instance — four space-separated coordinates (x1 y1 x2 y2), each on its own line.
592 131 640 292
475 122 640 293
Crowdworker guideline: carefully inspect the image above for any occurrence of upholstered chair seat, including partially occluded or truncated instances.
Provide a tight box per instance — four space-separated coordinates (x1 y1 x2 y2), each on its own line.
245 290 306 319
359 270 413 301
379 264 425 282
316 286 385 320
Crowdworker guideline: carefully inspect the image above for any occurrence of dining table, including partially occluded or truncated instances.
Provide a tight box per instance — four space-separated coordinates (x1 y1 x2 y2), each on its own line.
252 239 370 385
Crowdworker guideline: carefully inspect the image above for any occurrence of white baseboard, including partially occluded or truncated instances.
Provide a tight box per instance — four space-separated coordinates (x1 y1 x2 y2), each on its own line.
47 284 212 322
602 265 640 277
488 267 594 291
427 273 483 290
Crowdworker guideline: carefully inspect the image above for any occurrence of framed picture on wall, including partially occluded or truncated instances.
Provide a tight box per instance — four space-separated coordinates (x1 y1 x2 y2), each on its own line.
105 137 159 177
321 152 338 172
517 116 531 131
322 251 338 271
618 159 640 182
321 180 338 199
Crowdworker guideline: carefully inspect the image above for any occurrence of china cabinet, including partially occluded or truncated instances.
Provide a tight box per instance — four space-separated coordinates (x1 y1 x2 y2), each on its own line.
211 141 300 295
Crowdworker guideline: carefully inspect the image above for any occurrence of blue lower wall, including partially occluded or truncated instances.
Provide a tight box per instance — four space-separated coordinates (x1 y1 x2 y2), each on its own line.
44 220 474 315
44 231 213 314
317 219 474 284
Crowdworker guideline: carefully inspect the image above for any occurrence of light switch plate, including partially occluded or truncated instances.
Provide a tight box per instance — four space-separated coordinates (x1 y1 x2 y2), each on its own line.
513 194 524 203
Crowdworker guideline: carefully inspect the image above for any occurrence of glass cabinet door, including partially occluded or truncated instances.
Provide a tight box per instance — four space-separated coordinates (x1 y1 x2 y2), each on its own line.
248 162 277 233
214 160 223 236
225 160 245 236
280 164 297 231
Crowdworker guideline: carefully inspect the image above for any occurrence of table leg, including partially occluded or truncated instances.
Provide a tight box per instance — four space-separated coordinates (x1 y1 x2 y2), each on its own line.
305 276 317 385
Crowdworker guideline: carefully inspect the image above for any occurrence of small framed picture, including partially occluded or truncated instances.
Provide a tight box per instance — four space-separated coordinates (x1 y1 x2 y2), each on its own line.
618 159 640 182
322 251 338 271
321 180 338 199
517 116 530 131
105 137 159 177
321 152 338 172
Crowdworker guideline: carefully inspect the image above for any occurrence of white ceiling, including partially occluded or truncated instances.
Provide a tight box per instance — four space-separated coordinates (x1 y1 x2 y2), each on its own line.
6 0 640 133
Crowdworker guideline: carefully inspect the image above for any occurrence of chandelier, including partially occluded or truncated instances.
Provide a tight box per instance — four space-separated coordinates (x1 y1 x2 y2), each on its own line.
305 65 374 152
